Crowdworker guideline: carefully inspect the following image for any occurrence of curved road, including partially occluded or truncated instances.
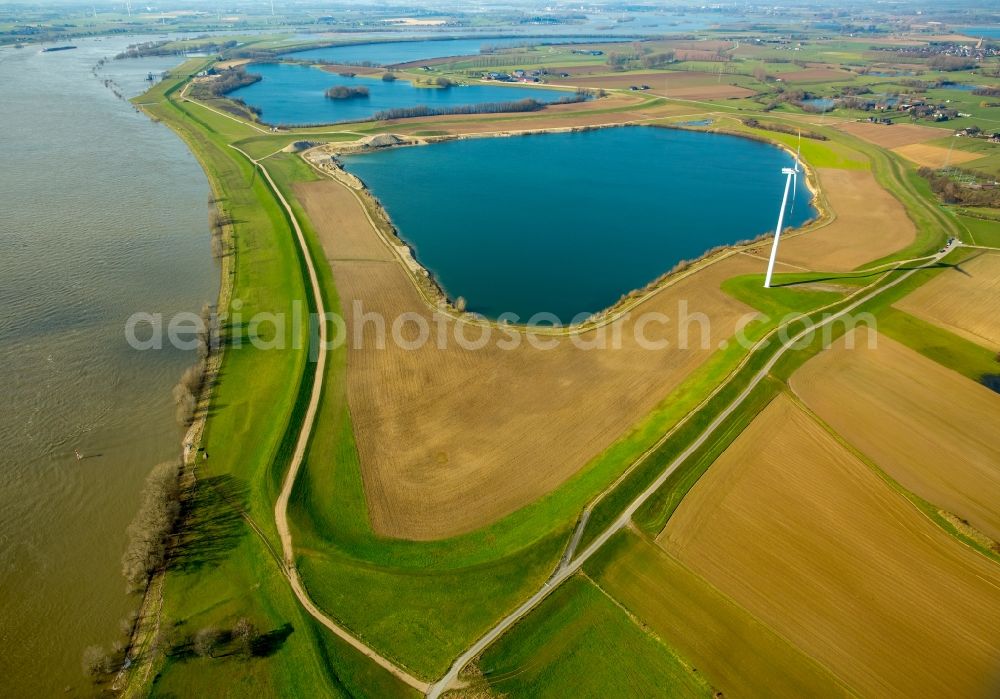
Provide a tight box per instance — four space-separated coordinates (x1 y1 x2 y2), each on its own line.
425 243 955 698
233 146 430 693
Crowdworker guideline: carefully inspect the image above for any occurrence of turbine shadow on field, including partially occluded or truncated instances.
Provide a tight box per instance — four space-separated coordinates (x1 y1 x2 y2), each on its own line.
772 261 957 288
948 250 985 276
169 474 249 573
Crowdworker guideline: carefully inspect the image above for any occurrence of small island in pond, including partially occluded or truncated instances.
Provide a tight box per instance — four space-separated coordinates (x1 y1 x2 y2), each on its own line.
325 85 370 100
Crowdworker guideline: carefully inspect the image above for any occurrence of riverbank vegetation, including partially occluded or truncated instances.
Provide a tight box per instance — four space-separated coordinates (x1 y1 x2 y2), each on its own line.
122 460 183 591
120 62 415 698
171 303 216 425
372 97 545 120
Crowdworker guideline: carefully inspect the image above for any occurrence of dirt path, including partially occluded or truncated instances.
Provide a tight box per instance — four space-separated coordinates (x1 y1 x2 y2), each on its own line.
230 145 430 693
425 243 958 698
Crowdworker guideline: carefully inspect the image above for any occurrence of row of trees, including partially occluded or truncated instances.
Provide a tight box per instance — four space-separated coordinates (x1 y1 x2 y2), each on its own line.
373 97 545 120
209 196 233 260
741 118 829 141
372 90 591 121
191 618 260 659
928 55 977 72
121 460 184 590
172 303 216 426
607 47 645 72
87 196 231 680
639 50 676 69
83 616 265 681
919 167 1000 208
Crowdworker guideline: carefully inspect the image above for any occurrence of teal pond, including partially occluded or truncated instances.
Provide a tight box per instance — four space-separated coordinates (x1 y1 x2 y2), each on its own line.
342 126 817 323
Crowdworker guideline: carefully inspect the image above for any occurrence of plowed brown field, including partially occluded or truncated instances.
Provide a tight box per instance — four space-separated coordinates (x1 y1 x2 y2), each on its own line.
893 142 984 168
659 394 1000 698
596 532 850 698
560 70 756 100
791 328 1000 540
780 168 915 271
894 251 1000 350
835 121 945 148
295 179 763 539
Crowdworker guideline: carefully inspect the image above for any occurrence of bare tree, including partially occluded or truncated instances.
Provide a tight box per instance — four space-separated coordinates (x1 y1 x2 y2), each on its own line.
233 617 259 658
121 461 183 590
193 627 223 658
119 608 140 636
172 383 197 425
81 645 114 678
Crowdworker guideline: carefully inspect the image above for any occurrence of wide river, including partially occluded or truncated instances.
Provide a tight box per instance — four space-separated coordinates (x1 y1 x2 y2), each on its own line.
343 127 816 322
0 39 216 694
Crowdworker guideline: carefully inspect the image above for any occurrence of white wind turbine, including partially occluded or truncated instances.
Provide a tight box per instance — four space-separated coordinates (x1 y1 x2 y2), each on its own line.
763 135 801 289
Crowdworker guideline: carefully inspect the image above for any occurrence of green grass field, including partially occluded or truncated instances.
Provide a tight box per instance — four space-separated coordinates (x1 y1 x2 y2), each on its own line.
586 530 849 698
476 575 711 698
953 210 1000 246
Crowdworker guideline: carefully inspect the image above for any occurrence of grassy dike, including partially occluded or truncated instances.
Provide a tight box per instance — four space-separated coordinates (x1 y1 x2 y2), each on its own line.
129 61 416 697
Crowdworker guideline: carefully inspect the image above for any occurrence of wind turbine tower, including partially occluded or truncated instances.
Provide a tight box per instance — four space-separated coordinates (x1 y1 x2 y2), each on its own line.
763 145 800 289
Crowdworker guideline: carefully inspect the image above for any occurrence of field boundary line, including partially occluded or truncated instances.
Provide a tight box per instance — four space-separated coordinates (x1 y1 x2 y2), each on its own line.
579 569 706 675
786 387 1000 569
